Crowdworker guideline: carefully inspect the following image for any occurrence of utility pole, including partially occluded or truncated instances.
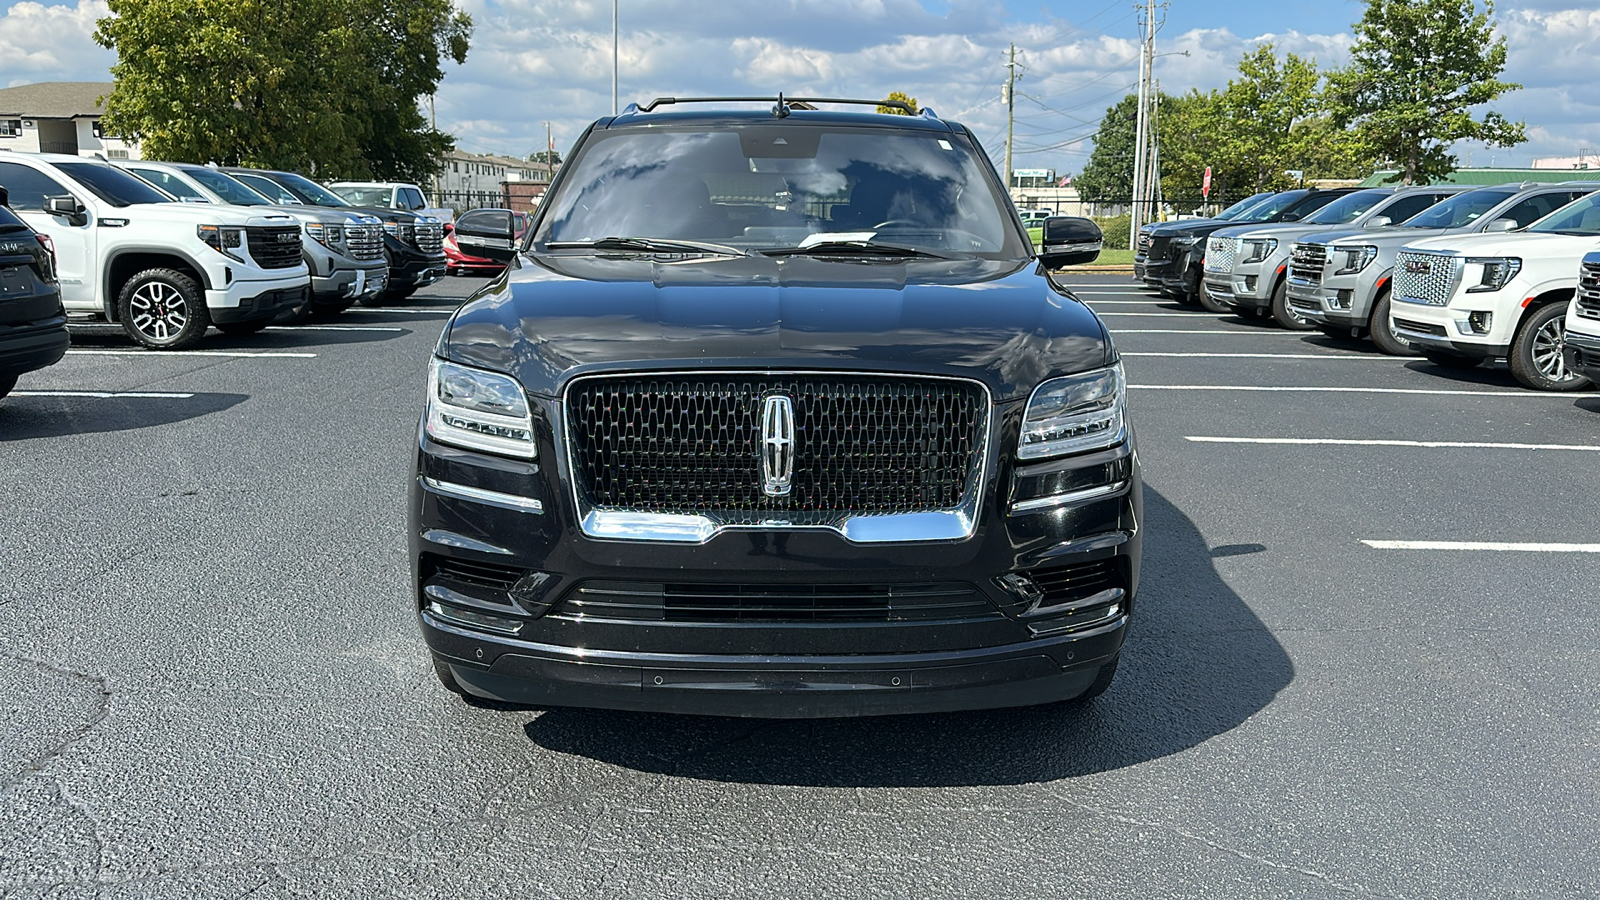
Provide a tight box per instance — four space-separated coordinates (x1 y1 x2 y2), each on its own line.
612 0 619 115
1129 0 1159 248
1004 43 1016 200
545 121 554 182
428 93 440 208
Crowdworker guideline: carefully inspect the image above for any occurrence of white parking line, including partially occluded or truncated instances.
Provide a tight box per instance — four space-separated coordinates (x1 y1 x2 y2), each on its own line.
12 390 196 399
1084 300 1182 305
1096 312 1218 317
1187 436 1600 451
1124 352 1383 360
1362 540 1600 553
1112 329 1308 335
1130 384 1600 397
66 349 317 358
343 308 454 316
266 325 406 332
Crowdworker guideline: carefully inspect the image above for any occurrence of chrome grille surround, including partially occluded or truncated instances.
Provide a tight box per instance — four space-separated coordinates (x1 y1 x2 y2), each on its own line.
413 220 444 254
561 370 993 544
1135 232 1152 255
345 217 385 261
1393 251 1460 306
1204 236 1237 273
1288 242 1326 285
1576 259 1600 321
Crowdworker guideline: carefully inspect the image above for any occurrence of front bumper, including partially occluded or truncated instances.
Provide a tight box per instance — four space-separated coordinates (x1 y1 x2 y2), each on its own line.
311 259 388 305
208 282 310 324
411 414 1142 718
0 312 69 378
1389 296 1510 359
1562 329 1600 383
387 241 448 290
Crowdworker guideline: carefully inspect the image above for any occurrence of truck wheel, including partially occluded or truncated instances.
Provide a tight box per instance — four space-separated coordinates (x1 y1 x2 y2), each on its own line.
118 268 210 350
1270 280 1314 330
1420 350 1481 370
1367 291 1421 357
215 320 272 335
1509 302 1592 391
0 372 17 400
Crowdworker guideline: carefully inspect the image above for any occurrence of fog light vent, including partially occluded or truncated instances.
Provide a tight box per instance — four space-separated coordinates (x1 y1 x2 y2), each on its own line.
1331 290 1353 310
1469 311 1493 334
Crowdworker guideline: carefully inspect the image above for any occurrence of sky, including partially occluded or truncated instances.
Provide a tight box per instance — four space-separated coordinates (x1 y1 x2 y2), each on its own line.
2 0 1597 176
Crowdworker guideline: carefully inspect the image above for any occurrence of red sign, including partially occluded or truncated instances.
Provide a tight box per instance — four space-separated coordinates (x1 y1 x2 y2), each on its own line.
1202 167 1212 199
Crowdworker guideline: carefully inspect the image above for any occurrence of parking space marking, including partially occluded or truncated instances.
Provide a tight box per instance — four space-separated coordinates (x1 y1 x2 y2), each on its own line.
1096 312 1221 317
266 325 407 332
344 308 455 316
1187 436 1600 451
1112 329 1309 335
1123 352 1383 360
1131 384 1600 397
1362 540 1600 553
1083 300 1181 305
66 349 318 359
12 390 196 399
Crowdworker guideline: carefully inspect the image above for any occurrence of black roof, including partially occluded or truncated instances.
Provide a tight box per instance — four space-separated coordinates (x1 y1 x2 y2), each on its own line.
603 97 959 133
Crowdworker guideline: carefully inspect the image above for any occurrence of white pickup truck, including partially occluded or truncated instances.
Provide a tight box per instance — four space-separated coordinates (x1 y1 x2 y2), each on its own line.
0 153 310 349
327 182 454 224
1389 190 1600 390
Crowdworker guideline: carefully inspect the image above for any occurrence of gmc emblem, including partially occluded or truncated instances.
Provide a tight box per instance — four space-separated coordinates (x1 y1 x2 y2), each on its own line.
276 232 297 243
1404 259 1432 274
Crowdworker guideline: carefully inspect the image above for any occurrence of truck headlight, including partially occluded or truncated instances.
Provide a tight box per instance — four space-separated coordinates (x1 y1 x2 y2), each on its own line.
425 357 536 459
1465 257 1521 293
1018 363 1126 460
304 222 345 249
1240 238 1277 264
1333 245 1378 275
385 222 416 244
196 224 245 261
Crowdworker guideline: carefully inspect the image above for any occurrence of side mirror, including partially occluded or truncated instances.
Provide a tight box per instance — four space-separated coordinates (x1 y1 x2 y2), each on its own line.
454 209 517 262
1278 211 1303 222
45 194 87 225
1366 215 1392 228
1037 216 1103 269
1484 218 1518 233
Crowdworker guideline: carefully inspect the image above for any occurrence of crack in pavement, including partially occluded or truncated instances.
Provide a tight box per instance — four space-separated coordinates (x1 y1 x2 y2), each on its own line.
0 650 113 795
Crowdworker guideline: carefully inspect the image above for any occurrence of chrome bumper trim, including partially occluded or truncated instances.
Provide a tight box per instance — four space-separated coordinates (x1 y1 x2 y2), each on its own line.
422 477 544 514
1009 481 1131 515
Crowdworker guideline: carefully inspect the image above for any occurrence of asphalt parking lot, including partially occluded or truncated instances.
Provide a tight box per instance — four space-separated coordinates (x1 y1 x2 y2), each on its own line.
2 271 1597 899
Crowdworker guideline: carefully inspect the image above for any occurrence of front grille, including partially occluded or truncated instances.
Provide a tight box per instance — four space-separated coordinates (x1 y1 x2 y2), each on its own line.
1576 260 1600 320
425 555 524 591
1289 243 1325 284
566 373 987 522
1393 317 1447 337
558 580 996 623
1393 251 1458 306
1135 232 1152 256
1205 236 1237 273
245 226 303 269
1288 296 1320 312
345 224 384 261
414 221 444 254
1029 559 1121 606
1147 234 1172 262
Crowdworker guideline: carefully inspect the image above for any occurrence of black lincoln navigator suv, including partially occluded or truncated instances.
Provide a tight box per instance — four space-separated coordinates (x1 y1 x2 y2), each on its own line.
413 97 1141 717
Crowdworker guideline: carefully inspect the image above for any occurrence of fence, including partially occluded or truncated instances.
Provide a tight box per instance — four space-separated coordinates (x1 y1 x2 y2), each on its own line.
432 184 549 215
1086 197 1230 222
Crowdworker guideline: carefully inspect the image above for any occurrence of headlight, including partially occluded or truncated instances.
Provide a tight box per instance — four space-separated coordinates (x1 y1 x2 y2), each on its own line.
1018 363 1127 460
1465 257 1521 293
1332 245 1378 275
1240 238 1277 264
304 222 345 249
1171 234 1199 247
196 224 245 260
425 357 536 458
384 222 416 244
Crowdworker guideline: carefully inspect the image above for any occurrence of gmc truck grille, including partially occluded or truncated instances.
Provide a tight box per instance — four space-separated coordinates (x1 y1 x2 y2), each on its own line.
566 373 987 522
345 224 384 261
1289 243 1325 284
1393 251 1458 306
1576 260 1600 320
246 226 303 269
1205 236 1237 273
557 580 997 623
414 222 444 254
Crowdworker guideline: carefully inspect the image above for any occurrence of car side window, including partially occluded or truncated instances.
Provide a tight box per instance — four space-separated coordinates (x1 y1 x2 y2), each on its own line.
233 174 297 204
401 188 426 210
1379 194 1444 223
129 168 205 201
0 161 74 211
1500 192 1587 228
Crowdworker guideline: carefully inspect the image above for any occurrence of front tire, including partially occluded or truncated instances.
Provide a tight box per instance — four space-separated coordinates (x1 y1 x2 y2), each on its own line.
1367 291 1421 357
1509 302 1592 391
117 268 210 350
1270 280 1314 330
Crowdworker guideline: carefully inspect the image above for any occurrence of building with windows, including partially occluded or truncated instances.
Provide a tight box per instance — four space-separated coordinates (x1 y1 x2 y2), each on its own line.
0 82 141 160
435 149 553 210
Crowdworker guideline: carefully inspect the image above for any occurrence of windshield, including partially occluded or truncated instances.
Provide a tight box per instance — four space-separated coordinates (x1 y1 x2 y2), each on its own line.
1301 190 1391 225
1216 192 1274 220
1527 194 1600 235
1403 190 1513 228
1233 191 1307 223
257 171 351 207
534 125 1026 258
333 186 392 206
55 162 171 207
182 167 272 206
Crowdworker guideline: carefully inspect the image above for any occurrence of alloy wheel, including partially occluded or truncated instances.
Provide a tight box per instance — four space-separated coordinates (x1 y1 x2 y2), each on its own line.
128 281 190 342
1531 315 1573 381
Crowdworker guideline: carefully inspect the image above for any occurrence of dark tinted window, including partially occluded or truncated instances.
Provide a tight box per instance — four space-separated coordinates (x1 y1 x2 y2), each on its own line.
1234 191 1309 223
1376 192 1452 224
1526 193 1600 235
182 167 272 205
55 162 171 206
1402 190 1514 228
400 187 426 209
126 166 206 201
1276 191 1346 221
1301 190 1391 225
263 171 350 207
0 161 73 211
0 203 22 227
1215 192 1275 220
231 173 301 204
1498 191 1594 228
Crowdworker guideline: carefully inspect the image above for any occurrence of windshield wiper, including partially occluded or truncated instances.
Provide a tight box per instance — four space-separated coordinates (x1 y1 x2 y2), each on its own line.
543 236 747 256
760 239 954 260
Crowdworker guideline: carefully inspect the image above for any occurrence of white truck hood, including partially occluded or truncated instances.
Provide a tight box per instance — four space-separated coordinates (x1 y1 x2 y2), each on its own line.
1400 231 1600 261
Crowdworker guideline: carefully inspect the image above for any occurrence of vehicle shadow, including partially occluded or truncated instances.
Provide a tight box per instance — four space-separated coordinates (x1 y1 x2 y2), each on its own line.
1297 334 1392 356
0 392 248 440
520 486 1294 786
1400 359 1523 388
63 325 411 349
1574 398 1600 414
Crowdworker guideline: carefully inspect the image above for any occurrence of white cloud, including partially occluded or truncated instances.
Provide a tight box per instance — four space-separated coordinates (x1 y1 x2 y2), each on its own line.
0 0 113 84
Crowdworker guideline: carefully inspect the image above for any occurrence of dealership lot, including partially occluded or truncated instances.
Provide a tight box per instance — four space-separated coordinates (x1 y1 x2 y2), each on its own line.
2 272 1596 898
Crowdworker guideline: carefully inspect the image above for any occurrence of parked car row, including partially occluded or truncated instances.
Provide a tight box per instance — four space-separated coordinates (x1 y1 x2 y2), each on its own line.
1133 181 1600 391
0 151 455 350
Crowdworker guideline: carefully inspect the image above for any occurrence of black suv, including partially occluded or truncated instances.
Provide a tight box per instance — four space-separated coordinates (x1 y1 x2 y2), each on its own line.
415 97 1140 717
222 168 447 303
0 186 67 401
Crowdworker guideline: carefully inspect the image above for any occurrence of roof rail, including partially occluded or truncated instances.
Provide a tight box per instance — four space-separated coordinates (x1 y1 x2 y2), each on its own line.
634 94 932 118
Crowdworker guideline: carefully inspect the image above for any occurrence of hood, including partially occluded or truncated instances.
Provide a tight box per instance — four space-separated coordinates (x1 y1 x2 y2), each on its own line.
1401 231 1600 258
268 205 380 226
442 255 1113 400
123 203 298 228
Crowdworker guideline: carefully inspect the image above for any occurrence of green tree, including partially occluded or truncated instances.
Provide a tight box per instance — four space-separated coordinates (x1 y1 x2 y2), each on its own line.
94 0 471 181
1074 94 1140 203
1326 0 1524 184
1215 45 1322 192
528 150 562 166
877 91 919 115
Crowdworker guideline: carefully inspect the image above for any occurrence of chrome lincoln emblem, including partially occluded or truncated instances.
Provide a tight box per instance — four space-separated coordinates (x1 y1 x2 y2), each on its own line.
760 394 795 497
